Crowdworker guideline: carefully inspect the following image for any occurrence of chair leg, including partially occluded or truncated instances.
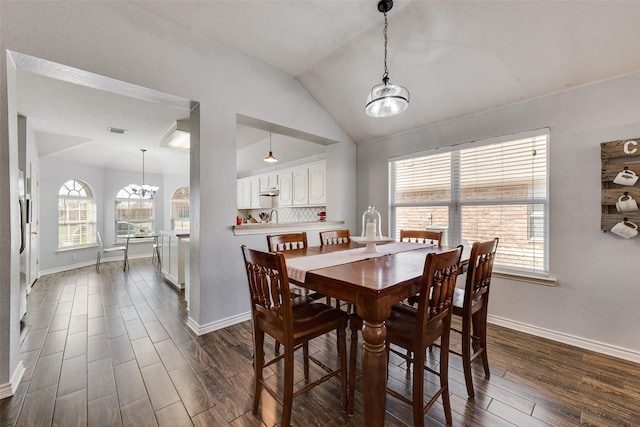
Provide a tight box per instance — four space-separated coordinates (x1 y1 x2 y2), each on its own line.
253 330 265 414
338 325 347 412
274 341 280 354
461 314 475 398
348 325 358 415
303 342 309 380
473 307 490 378
96 252 103 273
282 346 295 427
412 348 425 427
439 329 453 426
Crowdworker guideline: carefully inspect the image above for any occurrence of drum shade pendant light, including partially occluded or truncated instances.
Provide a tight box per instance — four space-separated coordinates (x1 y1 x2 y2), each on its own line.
365 0 409 118
130 149 159 198
264 132 278 163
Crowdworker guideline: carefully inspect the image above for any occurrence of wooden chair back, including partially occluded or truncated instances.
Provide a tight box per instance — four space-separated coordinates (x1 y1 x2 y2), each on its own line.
399 229 443 247
319 229 351 246
241 245 294 336
462 238 499 313
266 232 308 252
413 246 462 343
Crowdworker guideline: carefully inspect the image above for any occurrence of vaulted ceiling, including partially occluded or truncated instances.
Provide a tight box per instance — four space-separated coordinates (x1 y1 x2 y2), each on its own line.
131 0 640 143
16 1 640 174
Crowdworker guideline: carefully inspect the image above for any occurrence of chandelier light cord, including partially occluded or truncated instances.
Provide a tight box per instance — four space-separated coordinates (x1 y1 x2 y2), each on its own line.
382 11 389 84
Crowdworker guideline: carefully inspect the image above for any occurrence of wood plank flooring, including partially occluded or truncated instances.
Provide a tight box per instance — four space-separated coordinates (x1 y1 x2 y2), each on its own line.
2 258 640 426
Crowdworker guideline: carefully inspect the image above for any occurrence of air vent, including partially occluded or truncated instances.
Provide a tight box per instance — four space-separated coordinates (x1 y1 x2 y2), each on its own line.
107 127 127 134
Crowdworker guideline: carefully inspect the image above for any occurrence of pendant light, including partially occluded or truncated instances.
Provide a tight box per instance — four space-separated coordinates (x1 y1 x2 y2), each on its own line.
264 132 278 163
365 0 409 118
130 149 159 198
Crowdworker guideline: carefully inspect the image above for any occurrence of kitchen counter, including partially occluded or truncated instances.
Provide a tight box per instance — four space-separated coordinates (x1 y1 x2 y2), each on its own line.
232 220 345 236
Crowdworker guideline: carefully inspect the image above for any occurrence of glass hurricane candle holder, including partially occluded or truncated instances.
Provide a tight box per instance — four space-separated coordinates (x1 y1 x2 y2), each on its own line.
361 205 382 241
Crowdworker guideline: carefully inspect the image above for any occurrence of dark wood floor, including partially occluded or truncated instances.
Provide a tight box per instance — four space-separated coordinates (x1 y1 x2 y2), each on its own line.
2 258 640 426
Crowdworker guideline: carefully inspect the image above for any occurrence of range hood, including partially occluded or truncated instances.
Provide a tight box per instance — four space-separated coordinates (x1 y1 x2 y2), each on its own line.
258 187 279 197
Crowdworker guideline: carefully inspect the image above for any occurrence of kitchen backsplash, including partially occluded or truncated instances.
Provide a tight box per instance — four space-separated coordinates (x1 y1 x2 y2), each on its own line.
241 207 325 223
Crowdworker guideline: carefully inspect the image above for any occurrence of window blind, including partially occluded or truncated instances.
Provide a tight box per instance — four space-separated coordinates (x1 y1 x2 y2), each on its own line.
390 130 549 274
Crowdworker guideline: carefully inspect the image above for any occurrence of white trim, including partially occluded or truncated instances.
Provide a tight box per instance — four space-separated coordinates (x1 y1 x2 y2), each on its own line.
0 361 25 399
39 254 150 276
488 315 640 364
492 271 557 286
186 311 252 336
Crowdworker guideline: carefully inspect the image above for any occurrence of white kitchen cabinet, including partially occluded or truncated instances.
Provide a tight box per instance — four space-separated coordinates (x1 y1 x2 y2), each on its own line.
292 167 309 206
237 177 251 209
160 231 189 290
250 177 260 207
237 176 261 209
308 161 326 205
278 171 293 206
259 173 278 191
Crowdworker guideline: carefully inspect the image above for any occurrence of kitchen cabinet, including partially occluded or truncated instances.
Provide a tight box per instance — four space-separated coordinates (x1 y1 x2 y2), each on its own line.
250 177 260 207
237 176 260 209
292 167 308 205
238 160 326 209
259 173 278 191
160 231 189 290
308 161 326 205
278 171 293 206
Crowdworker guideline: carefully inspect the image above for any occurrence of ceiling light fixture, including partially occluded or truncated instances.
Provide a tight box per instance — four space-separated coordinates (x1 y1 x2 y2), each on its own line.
130 149 159 198
365 0 409 118
264 132 278 163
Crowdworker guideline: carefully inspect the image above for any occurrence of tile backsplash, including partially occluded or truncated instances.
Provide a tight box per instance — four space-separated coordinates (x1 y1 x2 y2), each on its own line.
240 207 325 223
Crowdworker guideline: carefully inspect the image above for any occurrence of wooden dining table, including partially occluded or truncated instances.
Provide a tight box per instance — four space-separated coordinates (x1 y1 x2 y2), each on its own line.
282 241 468 427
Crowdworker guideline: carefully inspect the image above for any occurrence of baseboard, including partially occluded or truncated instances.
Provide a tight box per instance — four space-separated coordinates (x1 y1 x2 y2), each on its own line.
186 311 252 336
488 315 640 364
0 361 25 399
39 254 150 277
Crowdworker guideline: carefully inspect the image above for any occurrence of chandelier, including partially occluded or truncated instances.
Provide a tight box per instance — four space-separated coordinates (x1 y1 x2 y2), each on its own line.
130 149 159 198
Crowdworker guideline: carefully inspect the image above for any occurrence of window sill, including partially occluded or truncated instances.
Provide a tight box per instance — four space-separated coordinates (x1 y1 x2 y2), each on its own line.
56 244 98 253
492 270 557 286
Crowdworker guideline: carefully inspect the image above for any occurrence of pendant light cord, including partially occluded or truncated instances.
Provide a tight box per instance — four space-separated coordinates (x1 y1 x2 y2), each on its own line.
382 11 389 85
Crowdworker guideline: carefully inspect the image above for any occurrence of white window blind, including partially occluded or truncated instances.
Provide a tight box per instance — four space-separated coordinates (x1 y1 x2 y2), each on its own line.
58 179 97 249
390 130 549 275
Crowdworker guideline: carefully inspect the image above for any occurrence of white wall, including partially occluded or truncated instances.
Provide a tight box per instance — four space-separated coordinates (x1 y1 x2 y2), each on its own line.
0 1 356 390
357 72 640 359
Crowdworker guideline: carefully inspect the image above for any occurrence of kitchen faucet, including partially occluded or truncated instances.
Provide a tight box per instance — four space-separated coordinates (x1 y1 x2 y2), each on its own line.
269 209 278 224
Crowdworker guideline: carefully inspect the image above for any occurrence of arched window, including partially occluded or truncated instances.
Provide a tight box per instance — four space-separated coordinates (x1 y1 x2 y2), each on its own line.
171 186 190 230
58 179 97 249
115 185 155 240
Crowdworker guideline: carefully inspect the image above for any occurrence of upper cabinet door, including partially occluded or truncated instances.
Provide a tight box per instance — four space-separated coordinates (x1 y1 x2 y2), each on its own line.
292 167 309 206
278 171 293 206
308 161 326 206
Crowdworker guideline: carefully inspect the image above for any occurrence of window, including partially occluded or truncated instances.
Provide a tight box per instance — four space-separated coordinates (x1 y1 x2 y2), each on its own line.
115 185 154 241
390 130 549 275
171 186 190 230
58 179 97 249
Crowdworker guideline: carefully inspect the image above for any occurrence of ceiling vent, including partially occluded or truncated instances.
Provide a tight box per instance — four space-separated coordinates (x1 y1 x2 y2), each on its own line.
107 126 127 134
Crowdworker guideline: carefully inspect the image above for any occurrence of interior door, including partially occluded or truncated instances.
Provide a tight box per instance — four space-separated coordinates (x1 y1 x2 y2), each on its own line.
27 163 39 289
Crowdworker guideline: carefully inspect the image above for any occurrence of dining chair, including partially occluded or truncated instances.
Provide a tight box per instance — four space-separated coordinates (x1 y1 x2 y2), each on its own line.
96 231 127 273
241 245 348 426
451 237 499 398
348 246 462 426
319 230 353 312
266 232 308 251
399 229 443 247
320 229 351 246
